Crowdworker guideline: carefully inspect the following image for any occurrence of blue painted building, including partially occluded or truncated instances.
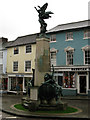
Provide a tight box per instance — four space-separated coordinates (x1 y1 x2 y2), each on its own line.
47 20 90 96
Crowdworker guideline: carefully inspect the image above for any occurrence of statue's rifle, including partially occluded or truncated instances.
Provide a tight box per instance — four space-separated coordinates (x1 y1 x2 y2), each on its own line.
34 7 38 12
52 65 54 79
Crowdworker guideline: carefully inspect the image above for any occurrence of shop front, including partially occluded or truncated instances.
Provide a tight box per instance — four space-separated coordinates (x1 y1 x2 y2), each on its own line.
8 74 32 93
54 71 77 96
53 66 90 96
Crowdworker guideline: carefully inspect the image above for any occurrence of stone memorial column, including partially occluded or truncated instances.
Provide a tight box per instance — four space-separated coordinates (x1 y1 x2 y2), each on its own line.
34 37 50 86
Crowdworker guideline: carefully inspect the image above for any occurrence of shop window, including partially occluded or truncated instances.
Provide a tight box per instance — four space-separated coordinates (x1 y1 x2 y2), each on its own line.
10 77 23 91
26 45 32 53
13 61 18 71
25 61 31 72
14 47 19 55
10 77 16 91
2 78 8 90
63 72 75 88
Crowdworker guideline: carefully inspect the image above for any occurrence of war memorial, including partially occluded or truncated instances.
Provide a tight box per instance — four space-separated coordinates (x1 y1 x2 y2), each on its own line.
21 3 67 112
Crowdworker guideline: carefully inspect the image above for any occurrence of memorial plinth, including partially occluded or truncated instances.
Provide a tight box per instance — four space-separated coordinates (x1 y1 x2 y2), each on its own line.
30 37 50 101
34 37 50 86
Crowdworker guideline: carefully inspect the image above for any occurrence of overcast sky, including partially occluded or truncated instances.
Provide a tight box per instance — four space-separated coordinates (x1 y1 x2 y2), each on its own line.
0 0 89 41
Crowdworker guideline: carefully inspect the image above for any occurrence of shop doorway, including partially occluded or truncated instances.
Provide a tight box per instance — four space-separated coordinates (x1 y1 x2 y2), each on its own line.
58 76 63 86
79 76 86 93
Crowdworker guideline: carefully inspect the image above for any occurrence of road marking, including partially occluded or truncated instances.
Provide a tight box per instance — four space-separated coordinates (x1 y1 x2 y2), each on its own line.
6 116 17 119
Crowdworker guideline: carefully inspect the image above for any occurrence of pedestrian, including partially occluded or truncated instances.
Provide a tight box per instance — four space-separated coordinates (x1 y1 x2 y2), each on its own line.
16 83 20 95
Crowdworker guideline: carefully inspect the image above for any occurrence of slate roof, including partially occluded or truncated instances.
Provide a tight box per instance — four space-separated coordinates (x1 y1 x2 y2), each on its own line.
6 33 38 48
47 20 90 33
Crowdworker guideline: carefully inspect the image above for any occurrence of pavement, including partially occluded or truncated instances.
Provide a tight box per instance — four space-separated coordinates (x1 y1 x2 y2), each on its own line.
1 94 90 119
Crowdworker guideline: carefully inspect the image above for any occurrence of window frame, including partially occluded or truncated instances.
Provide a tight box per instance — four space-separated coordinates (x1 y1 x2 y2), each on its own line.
50 51 56 66
13 61 18 72
82 45 90 65
84 50 90 65
25 61 31 72
26 44 32 53
50 34 56 42
84 30 90 39
66 32 73 41
66 51 73 65
14 47 19 55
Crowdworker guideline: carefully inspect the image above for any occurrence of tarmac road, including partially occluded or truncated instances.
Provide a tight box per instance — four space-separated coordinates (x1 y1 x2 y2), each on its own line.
1 94 90 120
62 99 89 118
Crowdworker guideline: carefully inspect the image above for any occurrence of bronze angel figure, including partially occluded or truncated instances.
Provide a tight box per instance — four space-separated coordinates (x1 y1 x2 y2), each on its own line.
35 3 53 34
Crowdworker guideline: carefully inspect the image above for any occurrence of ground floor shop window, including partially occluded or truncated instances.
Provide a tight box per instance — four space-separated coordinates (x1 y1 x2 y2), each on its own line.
11 77 16 91
10 77 23 91
9 77 32 92
63 72 76 88
2 78 8 90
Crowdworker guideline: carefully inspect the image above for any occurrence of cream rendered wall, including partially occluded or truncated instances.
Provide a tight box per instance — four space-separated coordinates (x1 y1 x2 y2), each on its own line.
7 44 36 74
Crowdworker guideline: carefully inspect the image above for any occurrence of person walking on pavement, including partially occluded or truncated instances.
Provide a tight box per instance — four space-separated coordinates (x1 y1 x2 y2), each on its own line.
16 83 20 95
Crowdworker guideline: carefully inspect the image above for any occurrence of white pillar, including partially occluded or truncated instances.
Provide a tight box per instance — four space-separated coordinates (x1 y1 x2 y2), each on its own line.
87 72 89 94
77 74 80 94
23 77 24 92
8 77 11 91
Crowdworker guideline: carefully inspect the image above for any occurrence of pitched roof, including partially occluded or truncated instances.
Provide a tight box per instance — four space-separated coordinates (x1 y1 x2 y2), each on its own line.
6 33 38 48
47 20 90 33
